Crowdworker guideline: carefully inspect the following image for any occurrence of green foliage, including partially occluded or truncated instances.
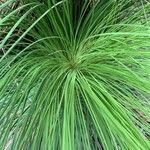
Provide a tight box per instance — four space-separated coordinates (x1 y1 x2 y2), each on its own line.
0 0 150 149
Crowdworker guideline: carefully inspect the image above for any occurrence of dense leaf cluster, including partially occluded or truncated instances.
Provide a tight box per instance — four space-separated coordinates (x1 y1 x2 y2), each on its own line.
0 0 150 149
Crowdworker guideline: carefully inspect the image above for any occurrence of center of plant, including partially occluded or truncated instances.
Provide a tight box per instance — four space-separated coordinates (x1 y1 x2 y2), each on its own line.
69 61 78 70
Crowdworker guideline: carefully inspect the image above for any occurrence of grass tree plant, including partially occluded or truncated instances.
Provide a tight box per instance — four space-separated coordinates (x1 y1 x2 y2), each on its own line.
0 0 150 149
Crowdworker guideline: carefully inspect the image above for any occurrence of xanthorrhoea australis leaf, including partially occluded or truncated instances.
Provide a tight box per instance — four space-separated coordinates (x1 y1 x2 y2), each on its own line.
0 0 150 149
